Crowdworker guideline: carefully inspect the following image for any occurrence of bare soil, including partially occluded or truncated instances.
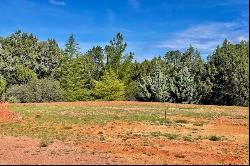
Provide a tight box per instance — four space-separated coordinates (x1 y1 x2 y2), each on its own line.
0 101 248 165
0 104 20 123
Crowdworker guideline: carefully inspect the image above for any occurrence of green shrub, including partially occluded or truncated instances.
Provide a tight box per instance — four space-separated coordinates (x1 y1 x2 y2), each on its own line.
150 131 162 137
93 70 125 101
174 119 189 124
39 139 49 148
193 122 206 126
5 78 64 103
208 135 221 141
165 133 179 140
0 76 6 101
124 81 140 101
5 84 26 102
6 96 21 103
182 136 193 142
15 65 37 84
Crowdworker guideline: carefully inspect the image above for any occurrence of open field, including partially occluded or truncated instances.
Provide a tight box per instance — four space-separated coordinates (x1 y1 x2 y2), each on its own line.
0 101 249 165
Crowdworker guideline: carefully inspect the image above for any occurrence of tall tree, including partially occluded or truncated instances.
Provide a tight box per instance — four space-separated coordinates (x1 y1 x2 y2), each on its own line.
36 39 63 79
168 66 196 103
0 31 39 85
104 33 134 79
64 34 80 59
207 39 249 106
85 46 104 80
104 33 135 100
59 56 96 101
138 61 170 102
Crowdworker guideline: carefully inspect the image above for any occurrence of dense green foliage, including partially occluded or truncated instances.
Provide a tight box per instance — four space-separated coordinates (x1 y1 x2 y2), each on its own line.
5 78 63 103
93 70 125 101
0 75 6 101
0 30 248 106
207 40 249 106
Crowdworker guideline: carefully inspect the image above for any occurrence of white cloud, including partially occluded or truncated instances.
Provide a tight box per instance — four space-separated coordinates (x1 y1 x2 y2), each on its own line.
49 0 66 6
155 21 249 56
237 36 248 41
128 0 140 9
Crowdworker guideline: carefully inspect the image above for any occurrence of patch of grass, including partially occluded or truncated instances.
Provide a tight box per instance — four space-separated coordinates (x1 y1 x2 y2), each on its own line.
194 135 204 140
208 135 221 141
182 136 193 142
174 111 229 119
39 139 49 148
150 131 162 137
165 133 179 140
63 126 72 130
125 114 172 125
150 131 179 140
193 121 207 126
233 115 248 119
174 119 189 124
99 135 105 141
1 102 244 145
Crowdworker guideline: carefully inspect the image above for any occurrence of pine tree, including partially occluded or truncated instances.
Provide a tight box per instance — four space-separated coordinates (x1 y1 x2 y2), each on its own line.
169 67 196 103
138 61 170 102
93 70 125 101
64 34 80 59
59 56 95 101
208 39 249 106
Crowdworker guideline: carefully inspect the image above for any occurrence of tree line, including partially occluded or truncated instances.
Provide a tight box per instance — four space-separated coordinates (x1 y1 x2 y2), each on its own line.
0 30 248 106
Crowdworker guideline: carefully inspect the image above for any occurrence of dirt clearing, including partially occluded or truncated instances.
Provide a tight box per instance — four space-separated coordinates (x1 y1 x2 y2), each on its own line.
0 101 248 165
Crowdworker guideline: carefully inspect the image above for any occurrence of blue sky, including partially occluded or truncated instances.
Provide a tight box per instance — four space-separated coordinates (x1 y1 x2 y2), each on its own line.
0 0 249 61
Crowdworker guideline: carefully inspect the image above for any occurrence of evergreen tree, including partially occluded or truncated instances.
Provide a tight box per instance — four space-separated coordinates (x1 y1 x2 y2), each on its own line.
86 46 104 80
0 31 63 85
207 39 249 106
93 70 125 101
138 61 170 102
35 39 63 79
64 34 80 59
59 56 96 101
169 67 196 103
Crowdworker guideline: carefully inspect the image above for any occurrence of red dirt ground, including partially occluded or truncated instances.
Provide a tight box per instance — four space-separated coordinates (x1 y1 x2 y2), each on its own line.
0 103 20 123
0 136 247 165
0 101 249 165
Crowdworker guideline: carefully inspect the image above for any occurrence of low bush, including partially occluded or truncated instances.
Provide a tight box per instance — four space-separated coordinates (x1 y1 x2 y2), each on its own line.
5 78 64 103
208 135 221 141
0 76 6 101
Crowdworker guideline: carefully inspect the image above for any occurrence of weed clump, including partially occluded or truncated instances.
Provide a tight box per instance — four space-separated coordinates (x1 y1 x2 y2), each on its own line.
174 119 189 124
39 139 49 148
182 136 193 142
64 126 72 130
193 121 206 126
208 135 221 141
150 131 179 140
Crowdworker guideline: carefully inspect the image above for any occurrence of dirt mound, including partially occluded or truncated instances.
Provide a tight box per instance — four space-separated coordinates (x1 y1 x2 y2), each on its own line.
0 104 20 123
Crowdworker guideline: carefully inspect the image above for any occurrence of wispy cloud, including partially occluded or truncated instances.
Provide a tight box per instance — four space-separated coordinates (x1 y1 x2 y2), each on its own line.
128 0 140 9
49 0 66 6
155 21 249 56
106 9 116 26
